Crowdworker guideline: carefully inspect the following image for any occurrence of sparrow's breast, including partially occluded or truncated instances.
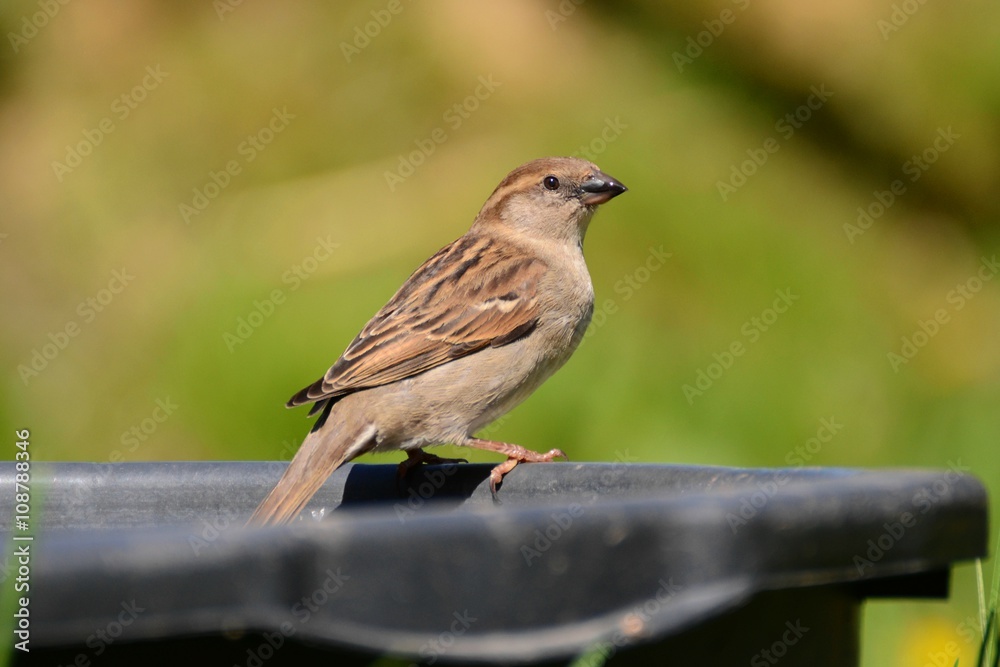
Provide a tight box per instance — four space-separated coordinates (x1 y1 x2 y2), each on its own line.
462 249 595 428
358 243 597 447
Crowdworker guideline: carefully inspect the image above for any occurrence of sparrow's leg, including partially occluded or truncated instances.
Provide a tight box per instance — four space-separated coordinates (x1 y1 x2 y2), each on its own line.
461 438 567 494
397 448 468 480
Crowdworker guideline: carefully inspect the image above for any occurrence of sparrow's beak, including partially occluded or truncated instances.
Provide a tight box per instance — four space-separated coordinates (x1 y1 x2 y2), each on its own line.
579 170 628 206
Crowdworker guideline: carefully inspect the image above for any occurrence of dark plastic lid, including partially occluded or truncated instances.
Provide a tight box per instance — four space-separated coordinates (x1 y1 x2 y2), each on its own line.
2 461 988 662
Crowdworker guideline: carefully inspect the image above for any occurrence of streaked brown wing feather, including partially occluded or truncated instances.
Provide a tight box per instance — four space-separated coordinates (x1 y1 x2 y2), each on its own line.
288 234 545 409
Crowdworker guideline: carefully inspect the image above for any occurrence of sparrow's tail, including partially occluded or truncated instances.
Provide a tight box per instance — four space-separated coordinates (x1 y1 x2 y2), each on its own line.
247 407 373 526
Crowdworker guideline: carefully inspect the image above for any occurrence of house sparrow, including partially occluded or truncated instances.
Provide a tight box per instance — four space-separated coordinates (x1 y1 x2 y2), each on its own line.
249 157 627 525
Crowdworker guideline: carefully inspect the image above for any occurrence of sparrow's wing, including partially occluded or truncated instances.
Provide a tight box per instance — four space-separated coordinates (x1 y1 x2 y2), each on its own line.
288 233 546 410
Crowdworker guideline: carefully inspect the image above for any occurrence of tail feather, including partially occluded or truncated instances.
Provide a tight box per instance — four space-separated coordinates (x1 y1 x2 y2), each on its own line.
248 416 373 526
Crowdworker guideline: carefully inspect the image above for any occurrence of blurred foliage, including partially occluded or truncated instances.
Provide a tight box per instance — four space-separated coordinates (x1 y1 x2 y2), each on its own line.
0 1 997 664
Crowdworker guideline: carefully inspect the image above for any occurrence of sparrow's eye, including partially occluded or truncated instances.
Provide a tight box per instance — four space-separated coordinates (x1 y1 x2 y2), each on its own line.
543 175 560 191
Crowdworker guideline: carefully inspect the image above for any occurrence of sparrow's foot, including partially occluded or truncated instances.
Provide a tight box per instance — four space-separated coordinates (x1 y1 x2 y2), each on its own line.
461 438 567 496
397 448 468 480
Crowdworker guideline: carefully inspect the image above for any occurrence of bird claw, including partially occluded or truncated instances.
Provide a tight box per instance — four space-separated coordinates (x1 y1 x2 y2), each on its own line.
397 449 468 480
488 449 568 499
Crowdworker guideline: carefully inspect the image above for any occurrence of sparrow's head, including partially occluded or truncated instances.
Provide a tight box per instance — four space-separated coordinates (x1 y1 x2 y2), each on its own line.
474 157 627 245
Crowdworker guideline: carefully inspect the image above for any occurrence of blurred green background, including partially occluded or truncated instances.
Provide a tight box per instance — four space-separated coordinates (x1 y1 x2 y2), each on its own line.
1 0 997 664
